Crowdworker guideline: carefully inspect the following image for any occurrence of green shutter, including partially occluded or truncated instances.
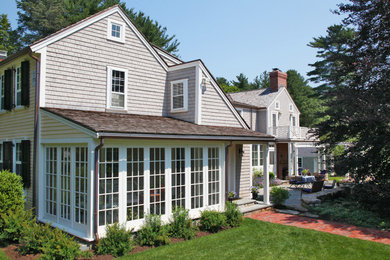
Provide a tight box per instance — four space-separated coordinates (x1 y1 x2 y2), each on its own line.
21 140 31 188
3 141 13 172
21 61 30 106
4 69 12 111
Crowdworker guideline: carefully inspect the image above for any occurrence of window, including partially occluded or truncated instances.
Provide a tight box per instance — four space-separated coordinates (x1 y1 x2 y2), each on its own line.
269 151 275 165
275 101 280 110
0 74 4 110
291 116 296 127
170 79 188 112
60 147 71 220
15 142 22 175
259 144 264 166
15 67 22 107
150 148 165 215
0 143 3 170
208 148 220 206
107 19 125 43
107 67 127 109
99 148 119 226
46 147 57 216
191 148 203 209
171 148 185 211
289 103 293 112
127 148 144 221
298 158 302 168
75 147 88 224
252 145 258 166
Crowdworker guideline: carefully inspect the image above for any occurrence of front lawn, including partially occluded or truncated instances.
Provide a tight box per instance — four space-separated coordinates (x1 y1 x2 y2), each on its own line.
121 218 390 259
328 176 345 182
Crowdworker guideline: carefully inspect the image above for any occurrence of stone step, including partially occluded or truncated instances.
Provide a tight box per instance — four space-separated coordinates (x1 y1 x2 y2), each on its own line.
239 203 272 214
233 198 257 207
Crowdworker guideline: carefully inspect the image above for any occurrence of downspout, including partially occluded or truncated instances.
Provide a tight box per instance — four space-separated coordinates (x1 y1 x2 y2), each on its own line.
225 141 233 202
94 138 104 241
29 50 40 213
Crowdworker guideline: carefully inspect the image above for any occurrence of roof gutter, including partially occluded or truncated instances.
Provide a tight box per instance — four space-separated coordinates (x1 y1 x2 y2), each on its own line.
94 138 104 241
29 49 40 212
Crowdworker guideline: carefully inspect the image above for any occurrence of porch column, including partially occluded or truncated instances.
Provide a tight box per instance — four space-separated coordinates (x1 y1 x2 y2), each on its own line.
317 149 321 173
294 144 298 176
287 142 292 177
263 144 270 204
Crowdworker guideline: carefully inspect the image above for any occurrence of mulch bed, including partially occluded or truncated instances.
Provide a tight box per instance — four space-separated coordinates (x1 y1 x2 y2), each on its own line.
1 230 222 259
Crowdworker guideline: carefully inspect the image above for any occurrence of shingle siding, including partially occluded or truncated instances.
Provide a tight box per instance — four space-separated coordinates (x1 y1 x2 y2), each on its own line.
44 12 167 116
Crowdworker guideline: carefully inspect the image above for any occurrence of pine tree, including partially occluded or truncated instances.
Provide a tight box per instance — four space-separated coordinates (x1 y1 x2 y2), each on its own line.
0 14 20 54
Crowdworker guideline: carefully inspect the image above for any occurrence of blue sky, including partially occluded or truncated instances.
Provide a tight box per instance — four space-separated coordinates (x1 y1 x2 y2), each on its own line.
2 0 346 85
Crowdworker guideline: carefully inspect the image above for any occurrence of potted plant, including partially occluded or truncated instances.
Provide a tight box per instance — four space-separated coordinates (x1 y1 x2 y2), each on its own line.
228 191 237 201
301 169 309 176
251 186 259 200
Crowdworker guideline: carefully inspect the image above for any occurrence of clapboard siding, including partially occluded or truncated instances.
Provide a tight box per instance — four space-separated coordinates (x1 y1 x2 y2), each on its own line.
269 89 299 127
239 108 258 131
239 144 251 198
44 12 167 116
201 79 242 127
166 67 196 122
41 114 92 139
0 54 36 208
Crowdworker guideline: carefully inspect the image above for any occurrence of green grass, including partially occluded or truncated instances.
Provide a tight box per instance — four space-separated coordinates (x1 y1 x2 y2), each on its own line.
120 218 390 260
328 176 345 182
0 249 9 260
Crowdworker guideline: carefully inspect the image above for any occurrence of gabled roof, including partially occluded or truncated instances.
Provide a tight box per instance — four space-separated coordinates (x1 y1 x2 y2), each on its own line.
151 44 183 65
42 108 274 141
228 88 283 108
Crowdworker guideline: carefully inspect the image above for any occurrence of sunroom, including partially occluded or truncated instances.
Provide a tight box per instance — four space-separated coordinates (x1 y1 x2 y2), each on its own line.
37 108 274 241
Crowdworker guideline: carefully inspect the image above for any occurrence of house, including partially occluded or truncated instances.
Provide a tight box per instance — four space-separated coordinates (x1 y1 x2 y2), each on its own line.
228 69 327 179
0 5 274 241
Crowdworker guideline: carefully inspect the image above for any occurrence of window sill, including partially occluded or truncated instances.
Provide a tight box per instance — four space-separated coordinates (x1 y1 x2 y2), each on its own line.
107 37 125 44
170 108 188 113
105 107 127 114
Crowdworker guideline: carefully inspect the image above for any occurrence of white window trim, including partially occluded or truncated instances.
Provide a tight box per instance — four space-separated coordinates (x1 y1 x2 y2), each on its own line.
289 103 293 112
107 19 126 43
275 101 280 110
106 66 128 110
0 74 4 112
170 79 188 113
15 67 22 109
0 141 3 165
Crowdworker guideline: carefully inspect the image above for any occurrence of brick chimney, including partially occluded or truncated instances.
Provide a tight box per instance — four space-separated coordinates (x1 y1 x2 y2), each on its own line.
269 68 287 92
0 50 7 61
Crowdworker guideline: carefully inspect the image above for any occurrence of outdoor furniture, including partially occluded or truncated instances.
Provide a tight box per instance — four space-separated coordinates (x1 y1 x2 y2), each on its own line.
302 180 324 193
289 176 306 188
323 180 336 189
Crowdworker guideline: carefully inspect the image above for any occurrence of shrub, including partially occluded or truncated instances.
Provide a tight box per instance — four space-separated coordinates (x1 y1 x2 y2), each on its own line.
96 223 134 257
269 171 275 179
136 214 170 246
199 210 226 233
0 208 34 243
19 222 53 255
271 187 290 206
352 183 390 217
0 170 25 215
169 207 196 240
252 168 262 178
224 202 243 227
39 228 81 260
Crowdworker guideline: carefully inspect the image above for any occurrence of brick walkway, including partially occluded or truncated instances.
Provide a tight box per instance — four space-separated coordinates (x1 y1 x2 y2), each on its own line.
247 211 390 245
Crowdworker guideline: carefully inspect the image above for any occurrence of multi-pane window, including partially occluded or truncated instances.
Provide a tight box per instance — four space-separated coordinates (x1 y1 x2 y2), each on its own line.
0 75 4 110
269 151 275 165
15 67 21 106
259 144 264 166
111 23 121 38
171 79 188 111
127 148 144 221
149 148 165 215
252 145 258 166
171 148 185 211
99 148 119 226
15 142 22 175
208 148 220 206
191 148 203 209
46 147 57 216
60 147 71 220
75 147 88 225
110 70 125 108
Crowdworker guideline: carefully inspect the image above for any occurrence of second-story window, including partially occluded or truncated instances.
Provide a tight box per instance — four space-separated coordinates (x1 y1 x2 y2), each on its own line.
107 67 127 109
0 74 4 110
107 19 125 43
170 79 188 112
289 103 293 112
275 101 280 110
15 67 22 107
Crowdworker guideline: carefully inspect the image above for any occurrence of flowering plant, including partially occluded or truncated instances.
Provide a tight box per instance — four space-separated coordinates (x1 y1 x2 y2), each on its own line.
228 191 237 199
251 186 259 193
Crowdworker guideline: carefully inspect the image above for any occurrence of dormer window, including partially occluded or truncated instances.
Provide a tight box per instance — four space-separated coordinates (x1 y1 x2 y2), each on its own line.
107 66 127 109
275 101 280 110
289 103 293 112
107 19 125 43
170 79 188 112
